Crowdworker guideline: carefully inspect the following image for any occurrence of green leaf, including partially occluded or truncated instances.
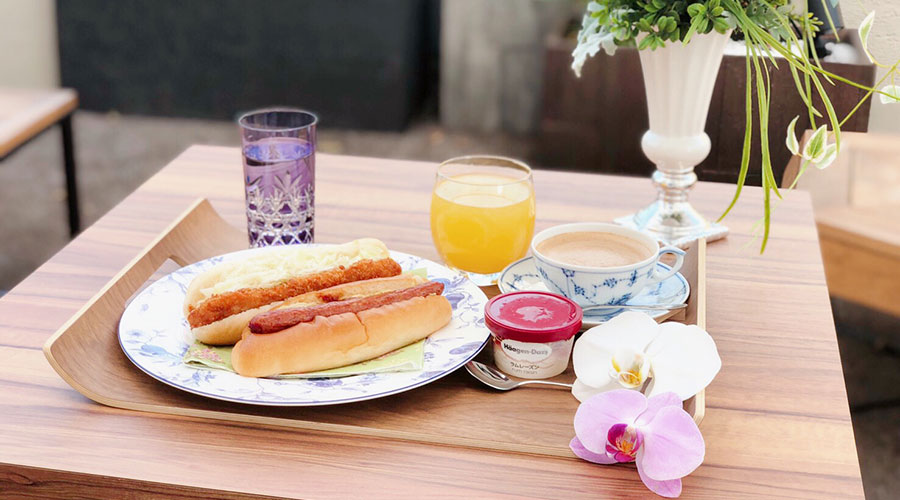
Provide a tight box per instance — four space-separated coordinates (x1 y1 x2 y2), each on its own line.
687 3 705 17
804 61 815 125
755 45 781 201
787 63 823 118
713 17 730 34
698 17 709 33
803 16 834 86
662 16 675 32
879 84 900 104
722 11 737 29
719 42 754 223
815 143 838 170
809 67 842 151
803 125 828 160
785 116 800 155
683 15 703 44
818 0 841 42
646 0 663 13
761 183 771 253
859 11 876 63
638 35 655 50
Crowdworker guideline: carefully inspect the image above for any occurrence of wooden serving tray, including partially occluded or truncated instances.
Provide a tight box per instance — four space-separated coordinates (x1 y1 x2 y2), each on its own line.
43 199 706 458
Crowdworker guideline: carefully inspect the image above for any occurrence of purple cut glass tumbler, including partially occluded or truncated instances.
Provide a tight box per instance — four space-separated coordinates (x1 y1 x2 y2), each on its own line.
238 108 317 247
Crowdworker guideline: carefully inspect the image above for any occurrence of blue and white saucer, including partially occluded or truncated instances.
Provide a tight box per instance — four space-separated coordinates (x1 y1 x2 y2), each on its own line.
498 257 690 327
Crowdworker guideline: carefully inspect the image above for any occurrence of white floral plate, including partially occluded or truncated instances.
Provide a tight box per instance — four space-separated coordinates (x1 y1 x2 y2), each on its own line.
498 257 689 328
118 248 489 406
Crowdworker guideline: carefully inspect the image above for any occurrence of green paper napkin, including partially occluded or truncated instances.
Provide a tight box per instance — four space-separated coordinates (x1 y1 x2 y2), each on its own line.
183 339 425 379
183 269 429 379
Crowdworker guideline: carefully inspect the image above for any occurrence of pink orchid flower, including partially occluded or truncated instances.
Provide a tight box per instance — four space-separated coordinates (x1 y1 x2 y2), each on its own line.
570 389 704 498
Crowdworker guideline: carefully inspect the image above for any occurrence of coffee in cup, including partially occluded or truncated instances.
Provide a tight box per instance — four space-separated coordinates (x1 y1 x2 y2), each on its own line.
530 223 685 308
535 231 653 268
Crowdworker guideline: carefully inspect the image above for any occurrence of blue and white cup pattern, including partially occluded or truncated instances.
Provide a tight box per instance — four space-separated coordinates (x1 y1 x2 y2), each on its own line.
531 223 685 308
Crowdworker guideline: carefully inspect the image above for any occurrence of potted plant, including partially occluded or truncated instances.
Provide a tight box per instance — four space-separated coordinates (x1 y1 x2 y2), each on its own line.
573 0 899 250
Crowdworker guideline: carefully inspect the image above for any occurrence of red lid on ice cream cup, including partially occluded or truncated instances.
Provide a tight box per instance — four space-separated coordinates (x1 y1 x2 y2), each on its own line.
484 291 583 343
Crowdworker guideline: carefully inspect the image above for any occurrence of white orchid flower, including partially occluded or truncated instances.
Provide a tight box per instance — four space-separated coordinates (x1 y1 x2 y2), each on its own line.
786 116 838 170
571 311 721 402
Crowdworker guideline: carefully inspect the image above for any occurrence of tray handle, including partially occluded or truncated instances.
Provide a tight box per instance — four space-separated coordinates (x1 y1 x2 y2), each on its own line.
43 198 247 402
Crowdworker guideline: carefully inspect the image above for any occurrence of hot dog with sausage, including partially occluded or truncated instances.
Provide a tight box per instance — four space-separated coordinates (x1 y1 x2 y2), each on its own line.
231 275 452 378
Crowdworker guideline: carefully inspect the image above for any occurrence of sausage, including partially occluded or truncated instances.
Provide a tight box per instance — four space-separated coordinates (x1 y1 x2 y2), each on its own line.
249 281 445 334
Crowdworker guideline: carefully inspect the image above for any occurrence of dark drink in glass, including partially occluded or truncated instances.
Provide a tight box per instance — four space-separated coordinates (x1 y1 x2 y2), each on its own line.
238 109 317 246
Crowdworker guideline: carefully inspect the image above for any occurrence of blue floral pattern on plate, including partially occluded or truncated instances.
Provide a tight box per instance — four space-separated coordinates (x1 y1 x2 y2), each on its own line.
118 249 490 406
498 257 689 327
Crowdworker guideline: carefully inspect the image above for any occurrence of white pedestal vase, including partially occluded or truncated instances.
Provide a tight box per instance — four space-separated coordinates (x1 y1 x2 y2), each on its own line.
616 32 732 247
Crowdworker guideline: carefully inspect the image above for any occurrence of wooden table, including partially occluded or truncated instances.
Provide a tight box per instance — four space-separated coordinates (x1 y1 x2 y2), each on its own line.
0 87 80 235
0 146 864 498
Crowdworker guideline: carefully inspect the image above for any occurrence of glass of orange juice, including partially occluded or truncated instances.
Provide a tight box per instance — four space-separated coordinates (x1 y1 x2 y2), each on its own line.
430 156 535 285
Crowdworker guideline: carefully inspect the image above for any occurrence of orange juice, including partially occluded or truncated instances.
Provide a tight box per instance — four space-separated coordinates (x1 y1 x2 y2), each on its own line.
430 173 535 274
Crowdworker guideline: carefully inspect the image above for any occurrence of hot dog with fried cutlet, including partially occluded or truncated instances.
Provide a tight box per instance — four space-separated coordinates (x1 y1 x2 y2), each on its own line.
183 239 402 345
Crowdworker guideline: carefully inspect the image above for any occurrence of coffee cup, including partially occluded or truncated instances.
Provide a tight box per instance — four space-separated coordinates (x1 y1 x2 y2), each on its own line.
531 223 685 308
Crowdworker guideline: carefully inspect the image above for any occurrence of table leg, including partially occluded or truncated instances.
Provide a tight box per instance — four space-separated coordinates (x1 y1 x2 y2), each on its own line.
60 114 80 236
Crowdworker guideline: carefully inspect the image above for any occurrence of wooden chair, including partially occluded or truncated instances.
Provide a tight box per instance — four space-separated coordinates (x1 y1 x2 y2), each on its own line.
0 88 80 236
783 131 900 320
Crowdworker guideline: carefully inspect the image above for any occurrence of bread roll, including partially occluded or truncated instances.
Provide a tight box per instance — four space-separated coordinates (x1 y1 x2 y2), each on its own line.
189 303 283 346
231 294 452 378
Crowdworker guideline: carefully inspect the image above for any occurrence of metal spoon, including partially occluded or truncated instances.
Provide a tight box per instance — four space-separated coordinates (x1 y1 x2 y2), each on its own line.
582 303 688 312
465 360 573 391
